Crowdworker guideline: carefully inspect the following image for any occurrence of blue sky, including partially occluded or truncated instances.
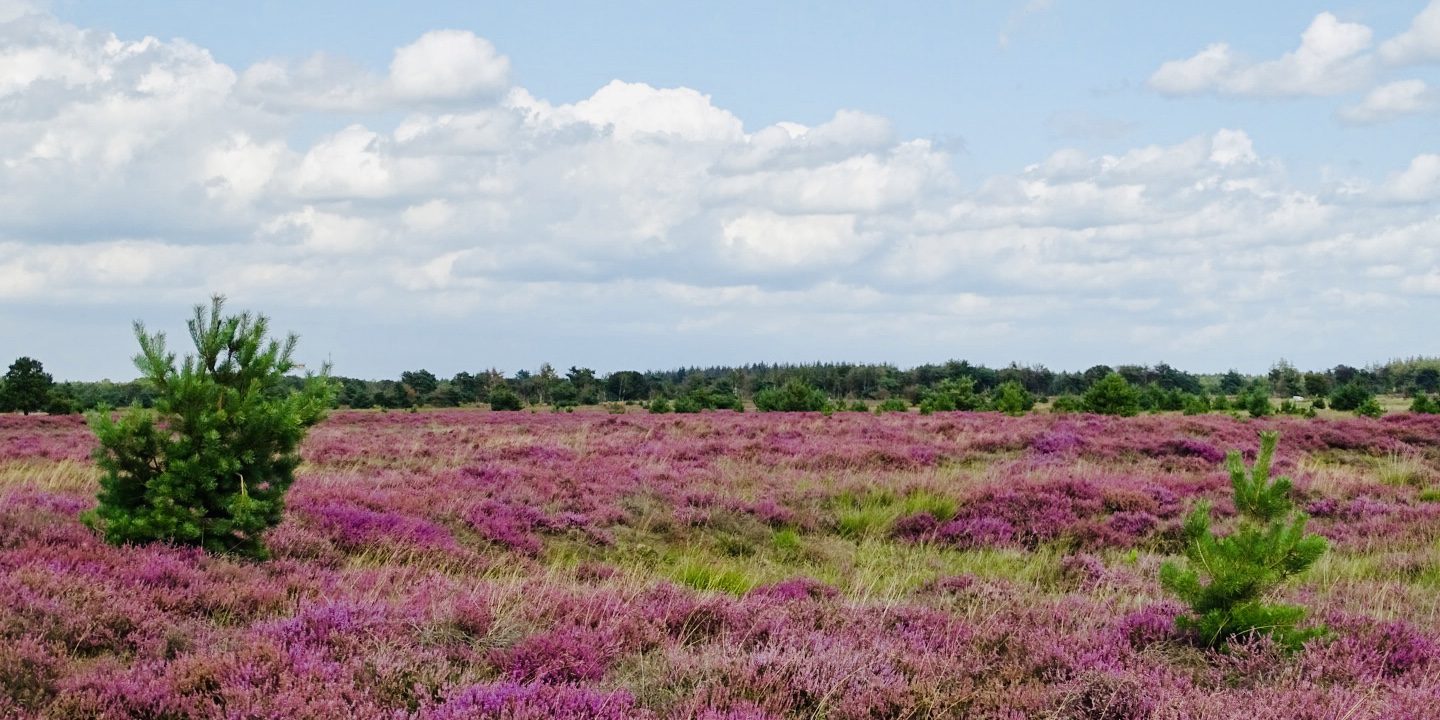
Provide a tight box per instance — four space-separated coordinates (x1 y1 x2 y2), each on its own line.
4 1 1440 380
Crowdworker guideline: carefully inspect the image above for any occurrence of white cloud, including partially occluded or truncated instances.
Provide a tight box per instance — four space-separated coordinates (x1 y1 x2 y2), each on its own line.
1379 0 1440 65
1380 154 1440 202
528 80 744 143
1337 79 1436 124
1150 12 1373 96
3 6 1440 377
202 133 288 208
389 30 509 102
238 30 509 112
720 212 870 271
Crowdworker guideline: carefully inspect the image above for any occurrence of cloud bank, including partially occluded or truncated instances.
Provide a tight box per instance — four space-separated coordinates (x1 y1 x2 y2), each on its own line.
1 5 1438 377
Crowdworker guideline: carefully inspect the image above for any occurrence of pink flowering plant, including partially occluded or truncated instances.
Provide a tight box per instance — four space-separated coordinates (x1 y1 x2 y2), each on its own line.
4 406 1440 716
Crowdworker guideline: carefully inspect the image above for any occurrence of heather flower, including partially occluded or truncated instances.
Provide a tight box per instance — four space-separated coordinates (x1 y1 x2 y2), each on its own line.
748 577 839 602
490 625 622 683
422 682 651 720
1113 603 1182 649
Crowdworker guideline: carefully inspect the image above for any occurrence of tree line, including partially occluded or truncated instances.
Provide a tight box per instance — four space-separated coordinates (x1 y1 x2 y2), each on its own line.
7 355 1440 415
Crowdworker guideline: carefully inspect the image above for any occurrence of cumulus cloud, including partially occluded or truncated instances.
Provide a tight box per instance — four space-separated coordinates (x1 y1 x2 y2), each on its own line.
1150 12 1373 96
237 30 509 112
1379 0 1440 65
1380 154 1440 202
1337 79 1436 124
1340 78 1434 121
3 7 1439 377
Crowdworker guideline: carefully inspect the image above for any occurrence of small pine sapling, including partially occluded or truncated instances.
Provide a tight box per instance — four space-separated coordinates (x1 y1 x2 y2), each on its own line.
86 296 333 559
1160 431 1328 650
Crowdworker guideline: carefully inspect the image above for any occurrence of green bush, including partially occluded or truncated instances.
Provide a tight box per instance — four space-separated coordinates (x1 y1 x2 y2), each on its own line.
1182 394 1210 416
917 393 954 415
1311 397 1326 410
1241 387 1273 418
1329 382 1372 412
1082 373 1140 416
874 398 909 414
991 380 1034 416
1410 393 1439 414
648 397 673 414
85 296 334 559
1160 431 1327 651
753 380 828 412
1050 394 1084 413
488 387 523 411
679 387 742 411
1355 397 1384 418
918 377 981 415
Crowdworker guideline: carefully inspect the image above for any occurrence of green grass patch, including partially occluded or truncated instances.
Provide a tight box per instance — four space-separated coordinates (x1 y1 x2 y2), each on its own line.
671 557 759 595
832 489 958 539
771 527 802 555
1378 451 1428 487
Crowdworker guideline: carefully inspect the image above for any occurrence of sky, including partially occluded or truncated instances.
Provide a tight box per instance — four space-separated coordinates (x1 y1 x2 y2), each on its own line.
2 1 1439 381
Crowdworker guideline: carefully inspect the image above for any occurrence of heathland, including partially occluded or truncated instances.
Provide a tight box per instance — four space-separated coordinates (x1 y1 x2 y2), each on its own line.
4 408 1440 717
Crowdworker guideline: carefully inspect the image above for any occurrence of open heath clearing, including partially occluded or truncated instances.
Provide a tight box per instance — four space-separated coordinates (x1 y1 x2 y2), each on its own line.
4 410 1440 718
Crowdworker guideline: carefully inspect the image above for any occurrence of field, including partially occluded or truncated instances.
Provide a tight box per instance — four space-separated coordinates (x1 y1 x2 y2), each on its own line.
4 410 1440 718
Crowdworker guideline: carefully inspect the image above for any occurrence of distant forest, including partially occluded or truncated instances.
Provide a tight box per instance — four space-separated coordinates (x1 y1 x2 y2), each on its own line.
13 356 1440 414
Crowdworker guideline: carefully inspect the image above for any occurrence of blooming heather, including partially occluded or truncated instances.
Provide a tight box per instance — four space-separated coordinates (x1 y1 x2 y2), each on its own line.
1 410 1440 716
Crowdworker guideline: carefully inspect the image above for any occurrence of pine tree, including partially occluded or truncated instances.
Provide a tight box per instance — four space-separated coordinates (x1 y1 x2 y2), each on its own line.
85 296 334 558
1082 372 1140 416
1160 431 1327 650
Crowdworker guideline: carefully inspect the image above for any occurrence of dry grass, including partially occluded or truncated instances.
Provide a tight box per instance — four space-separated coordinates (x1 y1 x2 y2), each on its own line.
0 459 97 493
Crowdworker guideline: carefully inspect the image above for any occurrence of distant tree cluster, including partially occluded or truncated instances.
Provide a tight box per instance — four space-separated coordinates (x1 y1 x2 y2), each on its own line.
12 354 1440 418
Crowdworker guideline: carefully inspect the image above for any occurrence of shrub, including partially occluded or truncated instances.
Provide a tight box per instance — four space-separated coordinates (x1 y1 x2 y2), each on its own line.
991 380 1034 416
1082 373 1140 416
1238 386 1272 418
875 397 909 414
1412 393 1440 414
848 400 869 412
648 397 673 414
1311 396 1327 410
1329 382 1372 412
1182 394 1210 416
86 296 334 559
918 377 981 415
1160 431 1327 650
1355 397 1385 418
677 387 742 412
917 393 954 415
1050 394 1085 413
753 380 828 412
488 387 523 411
